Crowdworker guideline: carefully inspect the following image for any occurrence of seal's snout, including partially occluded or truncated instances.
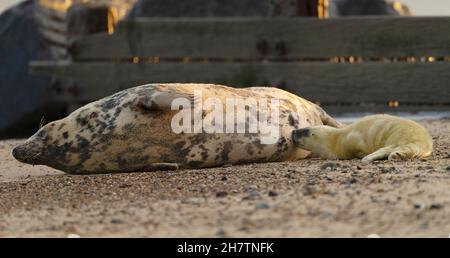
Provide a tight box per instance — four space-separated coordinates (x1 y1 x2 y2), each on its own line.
12 143 42 164
12 146 21 160
12 145 27 162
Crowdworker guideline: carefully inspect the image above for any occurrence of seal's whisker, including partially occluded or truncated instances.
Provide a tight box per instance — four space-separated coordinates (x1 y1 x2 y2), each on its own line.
21 151 41 162
39 116 46 129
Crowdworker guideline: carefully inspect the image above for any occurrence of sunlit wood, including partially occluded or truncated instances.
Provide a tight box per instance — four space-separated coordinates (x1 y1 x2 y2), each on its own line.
317 0 329 19
182 57 191 63
389 101 400 108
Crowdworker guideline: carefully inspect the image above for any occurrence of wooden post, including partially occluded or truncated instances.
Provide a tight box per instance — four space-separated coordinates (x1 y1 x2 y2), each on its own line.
67 4 113 40
269 0 327 17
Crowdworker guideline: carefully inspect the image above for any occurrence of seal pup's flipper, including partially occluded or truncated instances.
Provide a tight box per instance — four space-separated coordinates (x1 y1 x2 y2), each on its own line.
362 146 394 163
388 143 431 161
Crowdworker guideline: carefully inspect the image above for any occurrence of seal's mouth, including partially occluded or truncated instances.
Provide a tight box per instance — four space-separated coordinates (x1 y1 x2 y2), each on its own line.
12 145 43 165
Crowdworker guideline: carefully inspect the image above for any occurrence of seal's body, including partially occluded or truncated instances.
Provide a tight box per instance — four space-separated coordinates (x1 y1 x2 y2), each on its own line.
292 114 433 163
12 83 341 174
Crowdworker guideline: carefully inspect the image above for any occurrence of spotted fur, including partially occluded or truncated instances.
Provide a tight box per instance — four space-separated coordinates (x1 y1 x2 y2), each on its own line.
12 83 342 174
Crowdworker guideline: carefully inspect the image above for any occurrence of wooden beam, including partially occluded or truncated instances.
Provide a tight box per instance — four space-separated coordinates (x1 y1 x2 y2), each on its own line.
30 61 450 104
35 8 67 33
40 28 69 47
35 5 66 21
72 17 450 60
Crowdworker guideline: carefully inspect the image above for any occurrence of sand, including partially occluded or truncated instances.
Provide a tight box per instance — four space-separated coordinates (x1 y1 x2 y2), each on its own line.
0 119 449 237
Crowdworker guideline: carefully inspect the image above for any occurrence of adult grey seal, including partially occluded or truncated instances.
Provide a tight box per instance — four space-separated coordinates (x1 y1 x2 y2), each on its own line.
12 83 342 174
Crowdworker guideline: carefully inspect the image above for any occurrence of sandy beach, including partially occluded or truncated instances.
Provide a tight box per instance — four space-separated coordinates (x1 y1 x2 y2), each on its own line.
0 118 449 237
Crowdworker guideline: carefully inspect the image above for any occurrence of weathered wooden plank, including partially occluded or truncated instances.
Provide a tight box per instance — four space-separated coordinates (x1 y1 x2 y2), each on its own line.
73 17 450 60
30 61 450 104
40 28 68 47
323 104 450 116
48 45 69 58
35 5 66 21
35 8 67 33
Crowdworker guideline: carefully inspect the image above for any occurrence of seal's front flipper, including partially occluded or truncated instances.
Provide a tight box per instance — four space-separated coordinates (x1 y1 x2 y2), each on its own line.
362 146 394 163
134 89 199 112
142 163 179 171
317 106 345 128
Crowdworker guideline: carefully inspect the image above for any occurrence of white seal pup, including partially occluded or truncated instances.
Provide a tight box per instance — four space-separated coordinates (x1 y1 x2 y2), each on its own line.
292 114 433 163
12 83 342 174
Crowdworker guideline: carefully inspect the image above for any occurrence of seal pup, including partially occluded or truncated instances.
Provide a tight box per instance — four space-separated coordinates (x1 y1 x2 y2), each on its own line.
292 114 433 163
12 83 342 174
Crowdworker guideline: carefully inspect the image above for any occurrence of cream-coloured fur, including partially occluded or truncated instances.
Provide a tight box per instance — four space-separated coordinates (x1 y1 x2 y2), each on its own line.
292 114 433 163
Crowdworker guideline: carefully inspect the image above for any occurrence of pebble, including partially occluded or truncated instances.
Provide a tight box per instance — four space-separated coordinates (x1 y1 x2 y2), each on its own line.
238 226 249 232
301 185 316 196
446 166 450 171
248 190 260 197
216 229 226 237
111 219 123 224
221 176 228 181
189 187 200 192
321 162 340 171
255 203 270 209
348 178 357 184
216 191 228 198
244 185 259 191
285 174 296 179
380 167 396 173
430 204 443 210
242 190 261 200
268 191 278 197
414 203 425 209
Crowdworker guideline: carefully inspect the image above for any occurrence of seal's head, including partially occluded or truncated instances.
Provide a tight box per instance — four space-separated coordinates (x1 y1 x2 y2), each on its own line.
12 86 168 174
12 129 48 166
292 126 338 158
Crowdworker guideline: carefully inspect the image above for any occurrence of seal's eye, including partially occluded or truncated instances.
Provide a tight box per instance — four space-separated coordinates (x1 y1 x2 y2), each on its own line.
36 130 47 139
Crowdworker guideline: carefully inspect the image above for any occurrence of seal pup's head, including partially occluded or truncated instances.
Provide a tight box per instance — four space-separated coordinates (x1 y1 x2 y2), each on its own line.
292 125 338 159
